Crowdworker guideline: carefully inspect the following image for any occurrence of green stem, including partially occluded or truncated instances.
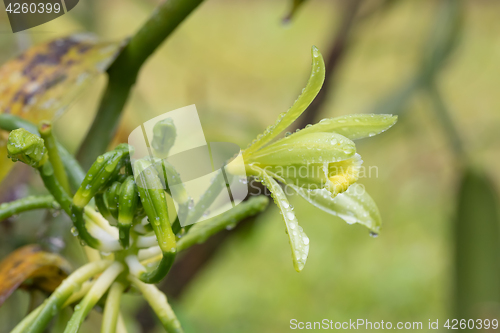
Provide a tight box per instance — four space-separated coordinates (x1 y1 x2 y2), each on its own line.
37 163 72 215
25 260 113 333
101 282 126 333
39 121 71 194
77 0 206 168
128 274 183 333
177 196 269 251
0 195 58 221
64 262 124 333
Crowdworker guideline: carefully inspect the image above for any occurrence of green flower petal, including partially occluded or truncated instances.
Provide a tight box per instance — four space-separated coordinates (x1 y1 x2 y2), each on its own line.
243 46 325 156
248 132 355 166
290 184 381 234
293 114 397 140
260 169 309 272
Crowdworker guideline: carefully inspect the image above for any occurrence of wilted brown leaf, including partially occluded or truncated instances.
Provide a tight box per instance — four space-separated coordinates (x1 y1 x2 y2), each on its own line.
0 34 122 182
0 245 72 306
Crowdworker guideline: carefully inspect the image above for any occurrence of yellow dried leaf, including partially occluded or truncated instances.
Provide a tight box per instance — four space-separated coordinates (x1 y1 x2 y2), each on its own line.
0 34 122 182
0 245 72 306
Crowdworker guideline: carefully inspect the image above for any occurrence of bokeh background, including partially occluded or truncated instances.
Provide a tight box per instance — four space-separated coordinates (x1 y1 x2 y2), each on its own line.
1 0 499 332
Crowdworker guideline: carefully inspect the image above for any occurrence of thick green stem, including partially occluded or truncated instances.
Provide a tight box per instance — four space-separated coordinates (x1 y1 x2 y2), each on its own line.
77 0 205 168
39 121 71 194
128 274 183 333
0 195 58 221
25 260 112 333
101 282 126 333
64 262 124 333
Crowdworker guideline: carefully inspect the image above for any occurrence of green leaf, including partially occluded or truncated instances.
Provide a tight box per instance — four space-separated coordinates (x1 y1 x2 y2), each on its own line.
248 132 355 166
243 46 325 156
454 168 500 319
292 114 397 140
290 184 381 234
260 169 309 272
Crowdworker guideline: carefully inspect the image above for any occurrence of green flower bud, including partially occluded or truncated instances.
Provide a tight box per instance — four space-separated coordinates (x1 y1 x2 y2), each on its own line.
151 118 176 158
105 181 122 221
134 158 176 283
117 176 139 248
73 144 131 208
7 128 48 168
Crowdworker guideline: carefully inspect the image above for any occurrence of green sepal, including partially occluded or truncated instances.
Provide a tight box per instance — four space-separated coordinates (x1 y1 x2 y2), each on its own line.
292 114 398 141
243 46 325 156
258 168 309 272
290 184 382 234
248 132 355 166
7 128 48 168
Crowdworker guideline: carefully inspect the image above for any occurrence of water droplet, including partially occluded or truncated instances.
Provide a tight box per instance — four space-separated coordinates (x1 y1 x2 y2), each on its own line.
71 227 79 236
369 231 379 238
286 212 295 220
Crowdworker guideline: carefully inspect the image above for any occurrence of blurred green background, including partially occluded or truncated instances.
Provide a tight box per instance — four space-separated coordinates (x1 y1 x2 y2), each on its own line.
1 0 499 332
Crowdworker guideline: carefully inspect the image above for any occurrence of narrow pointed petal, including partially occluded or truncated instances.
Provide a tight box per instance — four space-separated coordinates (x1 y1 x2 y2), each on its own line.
244 46 325 156
248 132 355 165
260 170 309 272
290 184 381 234
293 114 397 140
